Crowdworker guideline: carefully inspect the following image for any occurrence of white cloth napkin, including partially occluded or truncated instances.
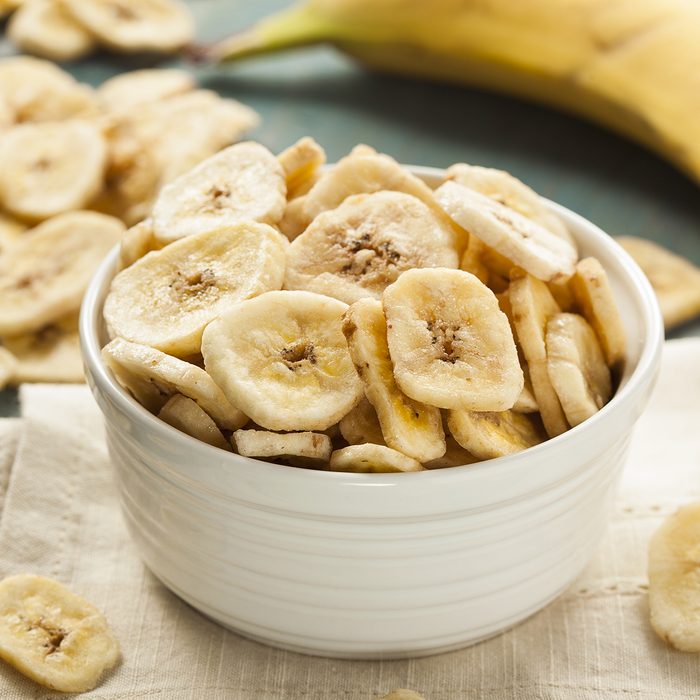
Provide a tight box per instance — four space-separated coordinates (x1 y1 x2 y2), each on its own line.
0 339 699 699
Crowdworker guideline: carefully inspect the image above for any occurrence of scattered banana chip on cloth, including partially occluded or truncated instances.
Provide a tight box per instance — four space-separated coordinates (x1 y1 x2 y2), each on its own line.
0 574 119 693
617 236 700 330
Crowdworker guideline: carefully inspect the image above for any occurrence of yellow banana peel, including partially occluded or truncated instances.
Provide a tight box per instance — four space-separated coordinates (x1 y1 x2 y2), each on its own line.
205 0 700 185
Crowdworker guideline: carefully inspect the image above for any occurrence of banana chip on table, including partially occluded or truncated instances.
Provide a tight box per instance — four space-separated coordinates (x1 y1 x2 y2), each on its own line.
616 236 700 330
233 429 332 468
648 502 700 652
158 394 231 451
0 574 119 693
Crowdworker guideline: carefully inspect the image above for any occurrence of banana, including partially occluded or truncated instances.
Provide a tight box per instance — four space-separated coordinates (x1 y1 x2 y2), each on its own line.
0 94 13 131
233 429 332 467
102 337 246 430
285 191 459 304
0 211 27 256
459 234 491 286
158 394 231 451
151 141 285 245
436 181 577 283
546 313 612 428
97 68 195 114
328 443 423 473
0 346 17 390
616 237 700 331
447 409 546 460
118 219 158 270
0 573 119 693
342 297 445 462
570 257 627 370
0 211 125 337
206 0 700 187
278 196 309 241
62 0 194 54
0 120 107 221
0 57 97 123
648 501 700 652
424 435 478 469
338 397 385 446
2 313 83 384
277 136 326 200
7 0 96 62
382 267 523 411
509 271 569 438
103 222 287 357
444 164 575 247
202 290 363 432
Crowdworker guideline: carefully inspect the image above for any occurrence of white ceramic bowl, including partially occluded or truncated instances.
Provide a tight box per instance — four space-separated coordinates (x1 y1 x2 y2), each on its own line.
80 166 663 659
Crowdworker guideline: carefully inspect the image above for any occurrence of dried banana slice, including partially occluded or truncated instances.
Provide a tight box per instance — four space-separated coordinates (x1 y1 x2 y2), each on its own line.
278 136 326 200
328 444 423 473
158 394 230 451
0 120 107 221
342 298 445 462
2 313 83 383
151 141 285 245
338 397 385 446
0 346 17 390
104 222 287 357
118 219 158 270
0 211 124 337
278 196 308 240
103 337 246 430
285 191 459 304
444 163 575 247
383 268 523 411
8 0 96 62
509 272 569 438
63 0 194 53
424 436 478 469
616 236 700 330
233 429 332 467
0 57 97 123
570 257 626 369
448 409 546 460
0 211 27 256
435 180 577 282
98 68 195 114
201 290 363 431
546 313 612 427
0 573 119 693
0 93 13 130
648 501 700 652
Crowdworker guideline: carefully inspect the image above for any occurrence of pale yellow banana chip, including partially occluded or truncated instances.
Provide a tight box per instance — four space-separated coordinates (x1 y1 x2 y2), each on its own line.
329 444 423 473
435 180 577 282
571 257 627 370
648 501 700 652
424 435 478 469
278 196 308 241
342 298 445 462
0 573 120 693
233 429 332 467
277 136 326 200
383 267 523 411
0 346 17 390
338 397 385 446
0 120 107 221
8 0 96 62
103 337 246 430
104 222 287 357
158 394 231 451
118 219 158 270
0 211 27 256
509 271 569 437
616 236 700 330
63 0 194 53
152 141 285 244
285 191 459 304
202 290 363 432
546 313 612 427
448 409 546 460
2 313 83 384
98 68 195 113
0 211 125 336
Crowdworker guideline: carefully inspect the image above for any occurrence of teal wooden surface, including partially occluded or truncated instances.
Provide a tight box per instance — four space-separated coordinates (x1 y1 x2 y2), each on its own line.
1 0 699 416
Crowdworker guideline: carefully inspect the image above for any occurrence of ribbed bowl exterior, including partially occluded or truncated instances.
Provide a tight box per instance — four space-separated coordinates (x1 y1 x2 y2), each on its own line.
81 166 663 658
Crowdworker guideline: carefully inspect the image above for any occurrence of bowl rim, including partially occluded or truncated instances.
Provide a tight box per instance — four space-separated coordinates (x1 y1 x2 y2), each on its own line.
80 164 664 489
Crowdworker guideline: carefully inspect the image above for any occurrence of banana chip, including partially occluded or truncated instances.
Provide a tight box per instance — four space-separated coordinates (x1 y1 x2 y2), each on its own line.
338 397 386 446
0 574 119 693
424 435 478 469
329 444 423 473
118 219 158 270
0 346 17 390
233 429 332 467
648 502 700 652
98 68 195 114
278 136 326 199
158 394 231 451
0 211 27 256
